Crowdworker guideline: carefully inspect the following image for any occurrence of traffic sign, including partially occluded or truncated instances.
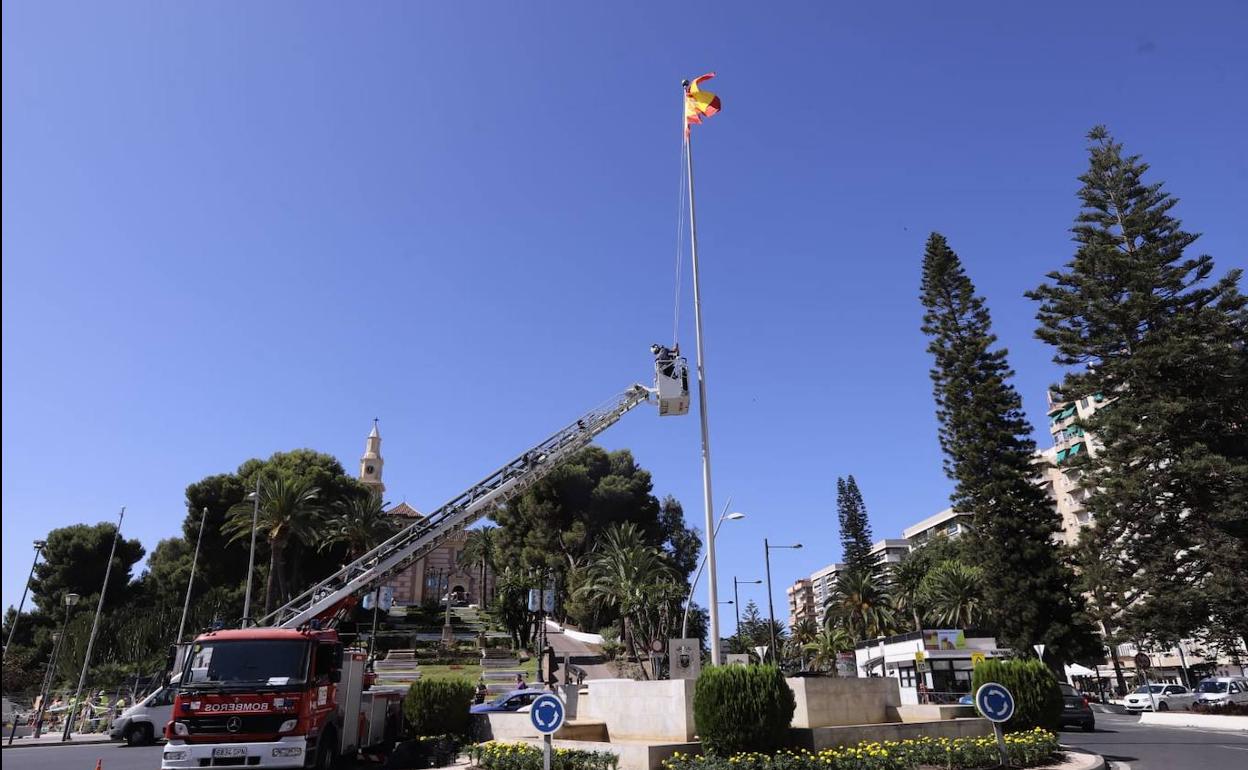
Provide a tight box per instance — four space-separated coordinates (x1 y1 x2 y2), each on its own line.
975 683 1016 724
914 651 926 663
530 694 566 735
970 652 986 667
1134 652 1151 670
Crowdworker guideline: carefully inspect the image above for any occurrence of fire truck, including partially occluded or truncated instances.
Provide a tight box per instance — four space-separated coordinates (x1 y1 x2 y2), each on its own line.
161 363 688 768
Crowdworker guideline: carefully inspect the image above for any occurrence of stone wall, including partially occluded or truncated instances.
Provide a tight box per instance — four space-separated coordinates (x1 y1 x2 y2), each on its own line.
790 718 992 751
582 679 697 741
785 677 901 728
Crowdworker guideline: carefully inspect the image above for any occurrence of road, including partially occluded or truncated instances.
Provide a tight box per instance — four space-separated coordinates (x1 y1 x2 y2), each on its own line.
544 623 615 680
1060 711 1248 770
2 742 159 770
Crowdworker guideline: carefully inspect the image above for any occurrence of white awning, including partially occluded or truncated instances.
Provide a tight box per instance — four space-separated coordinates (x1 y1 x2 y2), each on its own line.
1066 663 1098 677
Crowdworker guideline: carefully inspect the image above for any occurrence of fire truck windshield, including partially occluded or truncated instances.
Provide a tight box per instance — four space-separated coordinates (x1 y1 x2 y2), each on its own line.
183 640 309 687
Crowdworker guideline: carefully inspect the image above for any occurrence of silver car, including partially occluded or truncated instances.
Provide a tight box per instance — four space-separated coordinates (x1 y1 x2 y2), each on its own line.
1195 677 1248 707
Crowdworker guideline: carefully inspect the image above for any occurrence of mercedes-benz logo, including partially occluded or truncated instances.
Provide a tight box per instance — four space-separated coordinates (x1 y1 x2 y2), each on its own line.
226 716 242 733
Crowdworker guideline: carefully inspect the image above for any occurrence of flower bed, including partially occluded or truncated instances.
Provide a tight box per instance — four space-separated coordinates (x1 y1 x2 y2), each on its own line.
469 741 621 770
661 729 1060 770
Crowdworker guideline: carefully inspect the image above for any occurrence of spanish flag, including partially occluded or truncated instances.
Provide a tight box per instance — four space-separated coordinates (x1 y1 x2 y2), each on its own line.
684 73 721 136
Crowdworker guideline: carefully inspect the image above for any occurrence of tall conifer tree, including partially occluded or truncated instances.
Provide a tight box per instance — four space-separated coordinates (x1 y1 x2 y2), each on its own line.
837 475 875 576
1028 127 1248 652
920 232 1096 664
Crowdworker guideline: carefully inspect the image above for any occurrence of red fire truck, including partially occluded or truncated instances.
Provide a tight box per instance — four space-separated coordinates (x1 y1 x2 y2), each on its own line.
161 380 671 768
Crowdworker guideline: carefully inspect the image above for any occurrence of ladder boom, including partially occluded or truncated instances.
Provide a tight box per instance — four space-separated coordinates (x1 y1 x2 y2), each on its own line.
262 384 653 629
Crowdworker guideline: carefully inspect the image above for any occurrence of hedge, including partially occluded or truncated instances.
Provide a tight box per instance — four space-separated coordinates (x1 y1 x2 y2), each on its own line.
469 742 620 770
692 664 795 756
404 677 475 738
662 729 1059 770
970 658 1062 732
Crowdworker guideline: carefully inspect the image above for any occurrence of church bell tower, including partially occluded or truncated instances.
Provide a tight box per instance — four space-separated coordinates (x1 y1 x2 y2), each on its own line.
360 419 385 498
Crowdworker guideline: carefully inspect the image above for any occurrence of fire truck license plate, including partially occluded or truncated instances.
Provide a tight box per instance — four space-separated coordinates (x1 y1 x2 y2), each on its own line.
212 747 247 758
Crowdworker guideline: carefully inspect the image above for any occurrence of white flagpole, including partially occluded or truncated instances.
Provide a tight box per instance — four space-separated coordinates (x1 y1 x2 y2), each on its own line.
683 80 721 666
63 506 124 740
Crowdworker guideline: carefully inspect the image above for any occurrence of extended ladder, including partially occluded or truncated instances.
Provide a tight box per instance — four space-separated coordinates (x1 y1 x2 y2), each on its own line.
262 384 654 629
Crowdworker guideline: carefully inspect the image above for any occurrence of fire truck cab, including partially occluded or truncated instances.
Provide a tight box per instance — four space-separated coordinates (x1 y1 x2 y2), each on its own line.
162 627 400 769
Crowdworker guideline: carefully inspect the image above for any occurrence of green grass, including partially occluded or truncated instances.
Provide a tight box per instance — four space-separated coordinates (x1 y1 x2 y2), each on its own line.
416 658 537 682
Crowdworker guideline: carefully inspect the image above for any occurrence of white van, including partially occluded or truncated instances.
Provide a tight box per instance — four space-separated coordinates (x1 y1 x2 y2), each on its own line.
109 683 176 746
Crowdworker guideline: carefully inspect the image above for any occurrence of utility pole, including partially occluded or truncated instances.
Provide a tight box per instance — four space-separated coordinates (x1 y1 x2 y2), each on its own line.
63 507 124 740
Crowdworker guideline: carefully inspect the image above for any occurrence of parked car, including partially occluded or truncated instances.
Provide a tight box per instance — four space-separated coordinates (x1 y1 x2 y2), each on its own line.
109 682 176 746
1058 683 1095 731
1122 683 1195 712
469 688 547 714
1194 677 1248 707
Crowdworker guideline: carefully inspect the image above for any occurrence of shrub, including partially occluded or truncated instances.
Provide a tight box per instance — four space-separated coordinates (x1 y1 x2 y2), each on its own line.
404 678 475 738
469 742 619 770
970 658 1062 732
1192 700 1248 716
692 664 795 756
661 728 1059 770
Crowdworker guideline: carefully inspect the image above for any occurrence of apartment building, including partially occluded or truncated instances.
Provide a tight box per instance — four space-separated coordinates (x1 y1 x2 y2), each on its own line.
902 507 973 545
786 578 816 629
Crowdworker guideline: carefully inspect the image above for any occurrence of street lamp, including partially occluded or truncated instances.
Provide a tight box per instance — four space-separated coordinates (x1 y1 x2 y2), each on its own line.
733 577 762 633
33 593 79 739
242 477 261 627
764 539 802 665
3 539 45 660
681 505 745 640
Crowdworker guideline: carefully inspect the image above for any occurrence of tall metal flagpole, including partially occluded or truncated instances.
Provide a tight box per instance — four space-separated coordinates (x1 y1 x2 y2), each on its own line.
242 474 261 627
177 508 209 644
63 506 124 740
683 81 722 667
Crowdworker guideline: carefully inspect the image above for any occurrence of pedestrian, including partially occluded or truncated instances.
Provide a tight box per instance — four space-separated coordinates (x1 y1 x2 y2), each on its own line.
515 673 528 690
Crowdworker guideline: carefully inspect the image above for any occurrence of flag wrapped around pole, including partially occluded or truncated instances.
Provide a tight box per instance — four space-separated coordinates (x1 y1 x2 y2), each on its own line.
684 73 721 136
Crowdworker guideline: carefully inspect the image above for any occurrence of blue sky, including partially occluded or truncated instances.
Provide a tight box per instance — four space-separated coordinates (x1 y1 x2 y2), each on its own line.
4 2 1246 631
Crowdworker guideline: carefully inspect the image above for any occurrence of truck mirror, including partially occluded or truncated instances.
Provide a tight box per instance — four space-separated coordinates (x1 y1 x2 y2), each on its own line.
334 644 344 669
329 669 341 684
165 644 177 684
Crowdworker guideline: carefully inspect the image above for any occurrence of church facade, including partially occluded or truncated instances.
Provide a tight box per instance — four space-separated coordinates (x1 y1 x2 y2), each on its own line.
357 421 493 607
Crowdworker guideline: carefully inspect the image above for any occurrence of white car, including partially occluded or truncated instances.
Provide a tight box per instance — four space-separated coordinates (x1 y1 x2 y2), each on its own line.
1195 677 1248 707
1123 683 1195 712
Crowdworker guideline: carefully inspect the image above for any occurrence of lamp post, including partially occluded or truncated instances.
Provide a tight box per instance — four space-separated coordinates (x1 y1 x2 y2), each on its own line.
763 539 802 665
177 508 208 644
733 577 762 634
242 476 261 627
681 505 745 639
3 539 45 660
33 593 79 739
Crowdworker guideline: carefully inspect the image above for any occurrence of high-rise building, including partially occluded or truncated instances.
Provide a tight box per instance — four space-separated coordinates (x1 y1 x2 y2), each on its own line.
1038 392 1108 545
902 508 973 545
786 578 815 629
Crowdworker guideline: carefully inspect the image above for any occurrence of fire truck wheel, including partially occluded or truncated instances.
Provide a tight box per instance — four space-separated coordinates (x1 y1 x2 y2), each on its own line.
126 722 153 747
315 729 339 770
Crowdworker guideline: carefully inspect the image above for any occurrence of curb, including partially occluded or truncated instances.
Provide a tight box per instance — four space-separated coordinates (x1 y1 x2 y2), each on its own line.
2 736 115 750
1054 747 1106 770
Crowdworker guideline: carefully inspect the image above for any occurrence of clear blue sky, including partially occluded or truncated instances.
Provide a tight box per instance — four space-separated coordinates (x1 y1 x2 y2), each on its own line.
4 2 1246 630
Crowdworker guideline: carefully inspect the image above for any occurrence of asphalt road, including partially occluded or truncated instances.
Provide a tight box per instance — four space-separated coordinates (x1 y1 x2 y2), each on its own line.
2 742 160 770
1060 711 1248 770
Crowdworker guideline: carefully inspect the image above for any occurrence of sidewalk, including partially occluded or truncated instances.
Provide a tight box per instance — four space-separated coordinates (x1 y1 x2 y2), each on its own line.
3 731 114 749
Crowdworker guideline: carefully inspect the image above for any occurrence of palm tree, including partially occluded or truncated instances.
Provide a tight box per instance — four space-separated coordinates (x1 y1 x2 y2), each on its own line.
824 570 896 642
223 475 322 616
888 558 929 632
321 494 396 560
919 560 985 628
788 618 819 669
576 522 676 678
803 626 853 674
461 525 498 608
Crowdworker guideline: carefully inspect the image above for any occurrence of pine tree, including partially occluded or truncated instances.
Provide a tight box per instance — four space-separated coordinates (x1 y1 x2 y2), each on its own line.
920 232 1097 665
1028 126 1248 651
836 475 875 577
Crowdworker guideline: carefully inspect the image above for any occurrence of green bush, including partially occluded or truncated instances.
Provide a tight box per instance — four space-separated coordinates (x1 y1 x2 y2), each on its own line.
970 658 1062 732
693 664 795 756
404 677 475 738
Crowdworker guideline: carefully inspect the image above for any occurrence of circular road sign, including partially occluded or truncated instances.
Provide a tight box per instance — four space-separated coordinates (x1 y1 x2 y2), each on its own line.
1134 652 1151 670
975 683 1016 724
530 693 565 735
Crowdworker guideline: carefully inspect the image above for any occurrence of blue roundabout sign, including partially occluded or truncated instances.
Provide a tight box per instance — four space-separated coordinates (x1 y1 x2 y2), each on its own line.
974 682 1016 724
530 693 566 735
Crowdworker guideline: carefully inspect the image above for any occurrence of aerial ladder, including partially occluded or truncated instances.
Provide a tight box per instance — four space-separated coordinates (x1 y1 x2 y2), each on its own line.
260 353 690 631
